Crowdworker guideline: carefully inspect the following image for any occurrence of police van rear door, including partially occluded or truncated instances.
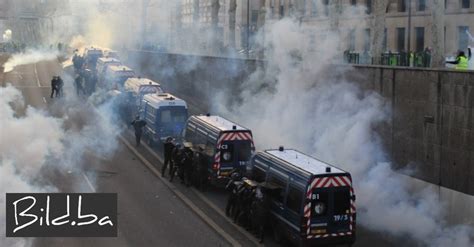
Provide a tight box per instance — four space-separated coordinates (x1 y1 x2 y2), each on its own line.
305 175 353 237
218 131 253 176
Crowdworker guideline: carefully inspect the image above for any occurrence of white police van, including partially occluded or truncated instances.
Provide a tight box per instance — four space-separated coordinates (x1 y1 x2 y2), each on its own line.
101 65 135 90
141 93 188 144
123 77 163 121
96 57 122 80
252 147 356 247
183 115 255 180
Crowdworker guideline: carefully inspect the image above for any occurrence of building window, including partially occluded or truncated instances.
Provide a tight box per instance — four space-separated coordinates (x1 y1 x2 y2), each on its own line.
349 29 356 50
398 0 407 12
461 0 470 8
397 27 406 51
415 27 425 52
311 0 318 16
270 0 275 18
383 28 388 51
364 28 371 51
458 26 469 50
417 0 426 11
366 0 372 14
351 0 357 6
323 0 329 16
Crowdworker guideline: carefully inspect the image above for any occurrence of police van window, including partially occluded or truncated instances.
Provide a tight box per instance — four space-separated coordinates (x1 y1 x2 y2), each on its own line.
237 141 251 161
161 110 172 123
267 175 287 203
253 167 266 182
286 185 303 213
334 189 351 215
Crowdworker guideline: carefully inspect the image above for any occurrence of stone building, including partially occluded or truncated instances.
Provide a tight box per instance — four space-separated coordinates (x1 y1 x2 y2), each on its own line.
265 0 473 57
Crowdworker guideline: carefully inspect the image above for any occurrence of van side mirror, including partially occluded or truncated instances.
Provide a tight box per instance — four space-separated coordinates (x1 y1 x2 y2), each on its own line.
351 195 356 201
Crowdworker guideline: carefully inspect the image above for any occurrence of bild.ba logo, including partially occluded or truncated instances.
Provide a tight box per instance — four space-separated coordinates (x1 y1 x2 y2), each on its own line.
5 193 117 237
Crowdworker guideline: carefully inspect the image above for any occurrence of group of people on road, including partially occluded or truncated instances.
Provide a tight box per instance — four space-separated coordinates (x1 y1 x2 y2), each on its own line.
225 172 270 243
162 138 209 190
50 75 64 98
72 52 97 96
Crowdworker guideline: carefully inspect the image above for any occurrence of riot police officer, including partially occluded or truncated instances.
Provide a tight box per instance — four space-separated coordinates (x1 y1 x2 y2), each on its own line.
225 171 242 217
169 143 183 182
251 185 269 243
181 143 194 186
162 137 175 177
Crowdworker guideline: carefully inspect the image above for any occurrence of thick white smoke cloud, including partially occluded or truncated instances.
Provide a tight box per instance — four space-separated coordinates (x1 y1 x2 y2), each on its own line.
1 64 122 246
3 49 60 73
214 18 473 246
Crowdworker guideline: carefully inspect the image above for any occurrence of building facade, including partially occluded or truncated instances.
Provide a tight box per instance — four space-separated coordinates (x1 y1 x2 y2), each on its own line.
265 0 473 57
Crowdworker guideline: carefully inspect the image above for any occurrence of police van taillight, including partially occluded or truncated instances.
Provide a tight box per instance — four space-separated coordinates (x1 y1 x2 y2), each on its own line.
212 163 218 170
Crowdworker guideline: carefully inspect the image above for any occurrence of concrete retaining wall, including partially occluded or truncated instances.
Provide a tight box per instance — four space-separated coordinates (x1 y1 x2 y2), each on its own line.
126 50 474 196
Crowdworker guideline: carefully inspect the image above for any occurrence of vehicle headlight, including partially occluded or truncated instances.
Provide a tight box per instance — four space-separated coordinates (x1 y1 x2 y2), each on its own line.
222 152 232 161
314 202 326 215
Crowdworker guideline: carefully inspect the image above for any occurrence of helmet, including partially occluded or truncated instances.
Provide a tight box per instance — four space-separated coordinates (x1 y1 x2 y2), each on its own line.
230 172 241 181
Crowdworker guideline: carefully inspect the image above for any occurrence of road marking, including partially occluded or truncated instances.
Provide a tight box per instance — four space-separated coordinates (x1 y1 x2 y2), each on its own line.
82 172 96 192
42 97 47 104
140 140 262 246
34 63 40 87
120 136 241 247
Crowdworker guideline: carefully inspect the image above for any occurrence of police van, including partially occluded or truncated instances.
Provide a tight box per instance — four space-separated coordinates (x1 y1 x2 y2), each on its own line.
124 77 163 119
101 65 135 90
83 47 103 69
252 147 356 246
96 57 122 79
141 93 188 144
183 115 255 180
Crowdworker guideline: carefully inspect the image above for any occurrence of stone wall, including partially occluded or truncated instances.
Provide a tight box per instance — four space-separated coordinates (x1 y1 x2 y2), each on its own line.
126 50 474 195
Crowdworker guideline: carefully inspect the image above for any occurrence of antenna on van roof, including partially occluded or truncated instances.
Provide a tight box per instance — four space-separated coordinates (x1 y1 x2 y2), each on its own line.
232 125 236 130
279 146 284 152
326 167 331 173
206 113 210 117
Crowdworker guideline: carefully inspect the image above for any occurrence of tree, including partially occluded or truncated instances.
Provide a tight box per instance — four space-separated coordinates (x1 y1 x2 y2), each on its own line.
371 0 389 65
430 0 445 68
228 0 237 49
210 0 221 53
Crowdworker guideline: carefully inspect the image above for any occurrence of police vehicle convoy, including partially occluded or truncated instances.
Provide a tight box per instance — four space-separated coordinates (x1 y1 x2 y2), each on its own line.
251 147 356 246
67 47 357 246
141 93 188 145
182 115 255 182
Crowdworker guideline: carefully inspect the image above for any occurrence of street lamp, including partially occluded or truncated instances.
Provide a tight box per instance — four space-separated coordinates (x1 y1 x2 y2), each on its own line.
246 0 250 57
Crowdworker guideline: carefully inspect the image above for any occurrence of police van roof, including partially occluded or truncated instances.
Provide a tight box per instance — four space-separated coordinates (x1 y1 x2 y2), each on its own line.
124 77 162 93
97 57 121 63
265 149 346 175
143 93 187 109
194 115 248 131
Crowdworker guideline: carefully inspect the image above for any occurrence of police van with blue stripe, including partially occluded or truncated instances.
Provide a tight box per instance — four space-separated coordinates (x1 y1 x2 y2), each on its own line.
252 147 356 247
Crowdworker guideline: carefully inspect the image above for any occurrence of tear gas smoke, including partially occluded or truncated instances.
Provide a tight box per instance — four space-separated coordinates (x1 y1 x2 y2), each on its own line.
1 71 122 246
213 18 473 246
3 49 60 73
2 29 12 42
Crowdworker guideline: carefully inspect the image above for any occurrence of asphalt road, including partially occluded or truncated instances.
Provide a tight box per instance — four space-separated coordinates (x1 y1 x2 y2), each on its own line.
0 53 413 247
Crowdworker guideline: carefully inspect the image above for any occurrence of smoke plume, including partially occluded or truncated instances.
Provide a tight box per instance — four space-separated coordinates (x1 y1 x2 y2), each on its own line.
3 49 60 73
214 18 473 246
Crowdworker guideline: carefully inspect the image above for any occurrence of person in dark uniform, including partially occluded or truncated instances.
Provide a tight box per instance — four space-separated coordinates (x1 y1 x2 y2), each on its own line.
57 76 64 97
225 171 242 217
181 144 194 187
251 185 270 243
130 116 146 147
170 143 183 182
162 137 175 177
75 74 84 96
193 146 208 191
233 180 247 223
50 76 58 98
